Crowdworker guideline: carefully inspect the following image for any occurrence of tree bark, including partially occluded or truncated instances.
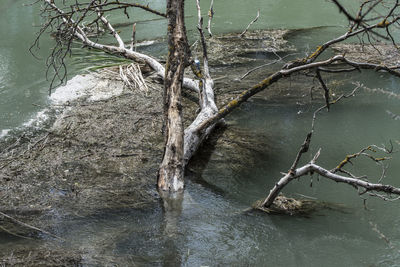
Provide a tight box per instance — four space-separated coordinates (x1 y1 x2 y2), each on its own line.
183 0 218 165
157 0 188 192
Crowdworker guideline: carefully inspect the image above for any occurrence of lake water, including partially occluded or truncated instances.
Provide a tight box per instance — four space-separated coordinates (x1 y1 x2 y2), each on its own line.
1 0 400 266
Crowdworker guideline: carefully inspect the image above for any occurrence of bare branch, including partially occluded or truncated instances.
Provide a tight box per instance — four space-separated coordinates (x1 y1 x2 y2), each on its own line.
240 53 298 80
130 23 137 51
318 67 358 73
331 0 358 22
284 11 400 69
183 0 218 165
195 53 397 133
240 10 260 38
261 162 400 208
332 146 391 174
258 79 396 209
60 1 167 18
206 0 214 37
287 84 360 178
315 69 330 110
96 11 125 49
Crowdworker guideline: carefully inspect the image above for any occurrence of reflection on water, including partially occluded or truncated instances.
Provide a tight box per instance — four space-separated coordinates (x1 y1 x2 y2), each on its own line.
1 0 400 266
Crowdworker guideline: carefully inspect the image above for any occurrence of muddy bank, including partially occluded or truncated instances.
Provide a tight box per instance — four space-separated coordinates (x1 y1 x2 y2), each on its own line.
0 72 167 265
0 75 163 214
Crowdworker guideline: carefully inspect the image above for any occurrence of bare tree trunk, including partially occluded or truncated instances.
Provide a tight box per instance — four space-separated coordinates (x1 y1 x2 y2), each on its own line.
157 0 188 192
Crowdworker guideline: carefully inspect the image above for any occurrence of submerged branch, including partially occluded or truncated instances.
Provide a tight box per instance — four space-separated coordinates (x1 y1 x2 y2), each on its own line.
0 211 64 240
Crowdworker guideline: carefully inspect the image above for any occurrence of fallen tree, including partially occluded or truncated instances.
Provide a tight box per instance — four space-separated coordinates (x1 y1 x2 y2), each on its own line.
33 0 400 206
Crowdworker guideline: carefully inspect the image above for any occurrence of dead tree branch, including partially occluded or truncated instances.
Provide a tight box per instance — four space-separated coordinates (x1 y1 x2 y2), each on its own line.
284 7 400 69
183 0 218 165
130 23 136 51
315 69 330 110
240 52 298 80
207 0 214 37
55 1 167 18
240 10 260 38
261 162 400 208
194 54 400 133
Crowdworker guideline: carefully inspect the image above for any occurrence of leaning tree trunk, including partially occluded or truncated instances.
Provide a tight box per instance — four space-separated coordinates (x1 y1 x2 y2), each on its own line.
157 0 188 192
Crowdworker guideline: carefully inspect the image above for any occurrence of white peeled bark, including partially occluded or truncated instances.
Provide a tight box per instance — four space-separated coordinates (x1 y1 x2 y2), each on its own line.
183 69 218 165
261 163 400 208
183 0 219 165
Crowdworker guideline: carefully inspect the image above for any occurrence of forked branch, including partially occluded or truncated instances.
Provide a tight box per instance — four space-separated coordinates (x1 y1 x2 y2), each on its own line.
240 10 260 38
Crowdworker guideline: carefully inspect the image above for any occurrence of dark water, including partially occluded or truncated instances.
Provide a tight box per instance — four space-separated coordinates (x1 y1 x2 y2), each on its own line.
1 1 400 266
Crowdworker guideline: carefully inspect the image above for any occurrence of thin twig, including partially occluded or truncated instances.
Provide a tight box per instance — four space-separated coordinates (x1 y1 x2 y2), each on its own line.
240 10 260 37
130 23 136 51
240 53 298 80
206 0 214 37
